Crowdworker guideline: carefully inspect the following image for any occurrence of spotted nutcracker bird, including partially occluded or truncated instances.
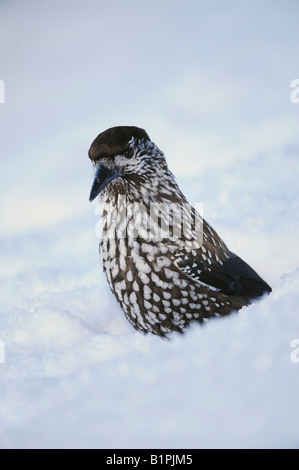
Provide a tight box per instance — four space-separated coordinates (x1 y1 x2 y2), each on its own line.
88 126 271 336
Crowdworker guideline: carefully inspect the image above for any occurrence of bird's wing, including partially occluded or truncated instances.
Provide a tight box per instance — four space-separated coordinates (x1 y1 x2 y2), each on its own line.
175 252 271 298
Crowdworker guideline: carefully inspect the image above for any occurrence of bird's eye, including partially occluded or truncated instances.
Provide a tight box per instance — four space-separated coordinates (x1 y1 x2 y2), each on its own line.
124 147 134 159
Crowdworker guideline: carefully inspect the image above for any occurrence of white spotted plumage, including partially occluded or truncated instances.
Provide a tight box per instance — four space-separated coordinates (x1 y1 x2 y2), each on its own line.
88 126 271 336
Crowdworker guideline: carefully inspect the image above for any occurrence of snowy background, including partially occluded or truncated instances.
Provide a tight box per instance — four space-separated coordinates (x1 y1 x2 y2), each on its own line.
1 0 299 449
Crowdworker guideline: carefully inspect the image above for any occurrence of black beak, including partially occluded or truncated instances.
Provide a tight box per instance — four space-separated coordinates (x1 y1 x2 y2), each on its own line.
89 164 120 201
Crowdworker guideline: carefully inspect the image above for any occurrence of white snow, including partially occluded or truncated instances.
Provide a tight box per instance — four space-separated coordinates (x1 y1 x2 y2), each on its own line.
1 0 299 449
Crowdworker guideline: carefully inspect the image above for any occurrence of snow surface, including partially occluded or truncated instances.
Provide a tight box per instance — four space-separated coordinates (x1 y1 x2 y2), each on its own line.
1 0 299 449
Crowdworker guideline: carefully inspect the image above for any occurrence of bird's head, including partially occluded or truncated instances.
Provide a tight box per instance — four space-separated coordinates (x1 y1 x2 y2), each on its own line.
88 126 167 201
